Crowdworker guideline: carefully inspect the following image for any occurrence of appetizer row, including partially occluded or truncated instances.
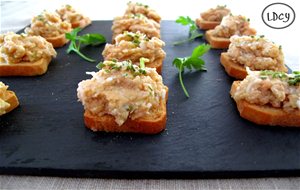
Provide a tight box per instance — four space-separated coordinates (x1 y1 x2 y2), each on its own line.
107 2 165 73
25 5 91 48
0 4 90 77
196 5 256 49
77 2 169 133
197 5 287 79
0 5 91 115
197 6 299 127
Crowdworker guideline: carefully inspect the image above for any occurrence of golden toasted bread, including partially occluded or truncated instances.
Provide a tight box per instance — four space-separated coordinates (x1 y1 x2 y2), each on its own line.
3 90 19 114
45 34 69 48
84 89 168 134
196 18 220 30
0 56 52 76
205 30 230 49
151 59 163 74
220 52 247 79
71 17 91 29
221 52 288 79
231 81 300 127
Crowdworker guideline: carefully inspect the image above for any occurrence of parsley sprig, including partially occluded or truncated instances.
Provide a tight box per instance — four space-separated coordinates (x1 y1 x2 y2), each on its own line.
173 16 203 46
172 44 211 97
65 28 106 62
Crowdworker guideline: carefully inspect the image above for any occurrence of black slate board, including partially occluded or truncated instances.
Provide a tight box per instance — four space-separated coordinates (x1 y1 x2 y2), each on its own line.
0 21 300 179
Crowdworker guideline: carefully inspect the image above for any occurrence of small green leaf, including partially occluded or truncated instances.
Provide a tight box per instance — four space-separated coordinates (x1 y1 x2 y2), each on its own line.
175 16 197 32
65 28 107 62
77 33 106 45
189 30 203 40
66 27 81 40
191 44 211 58
65 33 74 41
175 16 192 25
172 44 210 98
173 17 203 45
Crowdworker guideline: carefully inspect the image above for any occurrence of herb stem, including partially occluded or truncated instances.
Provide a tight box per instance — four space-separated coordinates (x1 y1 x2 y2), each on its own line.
179 64 190 98
65 28 106 62
173 39 190 46
172 44 210 98
173 32 203 46
74 49 95 62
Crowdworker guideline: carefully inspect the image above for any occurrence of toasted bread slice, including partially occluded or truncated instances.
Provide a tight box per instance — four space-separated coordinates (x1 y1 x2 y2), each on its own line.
45 34 69 48
220 52 247 79
84 88 168 134
196 18 220 30
0 56 52 76
3 90 19 114
205 30 230 49
151 59 163 74
231 81 300 127
71 17 91 29
221 52 288 79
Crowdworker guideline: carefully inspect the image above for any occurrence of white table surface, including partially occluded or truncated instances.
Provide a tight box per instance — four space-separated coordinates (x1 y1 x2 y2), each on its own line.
1 0 300 189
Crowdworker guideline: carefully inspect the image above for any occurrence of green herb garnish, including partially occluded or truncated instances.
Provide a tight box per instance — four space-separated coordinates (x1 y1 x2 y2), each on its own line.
97 59 148 76
96 62 104 69
128 13 146 19
125 31 145 46
260 70 300 85
138 57 148 74
65 28 106 62
135 2 149 8
172 44 211 97
173 16 203 46
36 14 45 22
66 4 72 10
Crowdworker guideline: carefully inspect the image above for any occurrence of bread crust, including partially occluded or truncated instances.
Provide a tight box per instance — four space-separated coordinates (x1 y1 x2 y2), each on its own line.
230 81 300 127
152 59 163 74
71 17 91 29
221 52 288 79
0 56 52 76
205 30 230 49
196 18 220 30
220 52 247 79
3 90 19 114
83 88 168 134
45 33 69 48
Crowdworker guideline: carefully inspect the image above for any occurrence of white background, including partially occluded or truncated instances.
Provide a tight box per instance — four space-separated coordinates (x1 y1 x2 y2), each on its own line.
0 0 299 70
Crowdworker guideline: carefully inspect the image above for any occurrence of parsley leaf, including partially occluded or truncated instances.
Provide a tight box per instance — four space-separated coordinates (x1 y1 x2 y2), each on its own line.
173 16 203 45
65 28 106 62
172 44 211 97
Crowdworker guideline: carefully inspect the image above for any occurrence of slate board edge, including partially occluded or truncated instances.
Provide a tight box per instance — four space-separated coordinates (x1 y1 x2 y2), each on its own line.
1 167 300 179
